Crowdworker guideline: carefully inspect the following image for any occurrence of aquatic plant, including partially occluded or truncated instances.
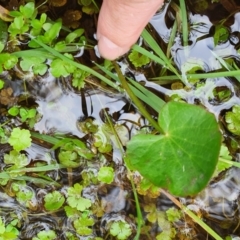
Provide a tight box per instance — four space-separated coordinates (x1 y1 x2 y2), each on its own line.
0 1 239 239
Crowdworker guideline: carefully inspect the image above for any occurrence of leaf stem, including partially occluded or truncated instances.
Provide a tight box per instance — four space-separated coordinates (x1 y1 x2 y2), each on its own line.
130 176 143 240
179 0 188 47
160 189 223 240
219 157 240 168
113 61 163 133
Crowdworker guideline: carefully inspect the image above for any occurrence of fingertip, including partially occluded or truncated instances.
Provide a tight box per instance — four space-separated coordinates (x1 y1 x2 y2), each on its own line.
97 35 130 60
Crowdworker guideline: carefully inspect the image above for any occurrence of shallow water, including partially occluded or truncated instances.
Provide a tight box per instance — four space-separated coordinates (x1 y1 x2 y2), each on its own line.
0 0 240 239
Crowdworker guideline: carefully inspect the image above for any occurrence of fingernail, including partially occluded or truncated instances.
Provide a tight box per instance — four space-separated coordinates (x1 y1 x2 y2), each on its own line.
98 35 129 60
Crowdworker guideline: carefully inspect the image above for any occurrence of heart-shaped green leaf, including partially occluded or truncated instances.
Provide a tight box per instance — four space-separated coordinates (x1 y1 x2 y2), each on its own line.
126 102 221 196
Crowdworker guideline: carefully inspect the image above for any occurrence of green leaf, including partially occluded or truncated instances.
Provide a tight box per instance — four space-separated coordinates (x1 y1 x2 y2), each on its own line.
64 206 80 217
20 56 47 75
214 144 232 177
109 220 132 240
0 54 18 70
80 0 92 6
67 183 92 211
50 57 76 77
33 230 56 240
19 108 36 122
66 28 84 44
43 21 62 44
44 191 65 211
166 208 182 222
225 105 240 135
0 79 4 90
0 218 5 234
72 69 88 90
20 2 35 18
213 24 229 46
0 217 19 239
4 150 29 168
126 102 222 196
73 214 94 235
97 166 114 184
8 106 19 116
156 229 176 240
128 49 150 67
143 203 158 223
58 150 80 168
8 128 32 151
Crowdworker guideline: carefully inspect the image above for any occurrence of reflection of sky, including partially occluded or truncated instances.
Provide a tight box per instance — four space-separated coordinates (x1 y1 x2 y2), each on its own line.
150 9 238 71
34 79 127 138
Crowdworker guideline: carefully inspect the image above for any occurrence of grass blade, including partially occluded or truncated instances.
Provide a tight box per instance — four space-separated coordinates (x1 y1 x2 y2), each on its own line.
179 0 188 46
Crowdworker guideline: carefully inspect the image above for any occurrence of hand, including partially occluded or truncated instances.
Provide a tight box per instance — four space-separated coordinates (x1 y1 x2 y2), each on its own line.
97 0 164 60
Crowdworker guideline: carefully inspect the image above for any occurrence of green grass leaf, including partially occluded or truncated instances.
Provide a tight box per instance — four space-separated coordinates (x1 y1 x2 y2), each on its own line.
126 102 222 196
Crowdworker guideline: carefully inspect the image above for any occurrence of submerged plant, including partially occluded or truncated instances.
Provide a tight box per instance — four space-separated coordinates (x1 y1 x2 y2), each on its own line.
225 105 240 136
33 230 57 240
0 218 19 240
67 183 92 212
108 220 132 240
44 191 65 211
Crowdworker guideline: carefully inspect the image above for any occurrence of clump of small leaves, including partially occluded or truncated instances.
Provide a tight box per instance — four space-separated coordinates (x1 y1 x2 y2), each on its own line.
67 183 92 211
143 205 177 240
78 0 99 14
128 49 150 67
93 125 113 153
97 166 114 184
72 69 88 90
166 208 182 223
73 212 94 235
4 150 29 171
136 178 161 198
55 138 94 168
225 105 240 136
0 217 19 240
44 191 65 211
8 128 32 151
33 230 57 240
8 106 37 128
0 53 18 73
213 24 229 46
9 181 37 209
8 2 37 36
109 220 132 240
212 86 232 103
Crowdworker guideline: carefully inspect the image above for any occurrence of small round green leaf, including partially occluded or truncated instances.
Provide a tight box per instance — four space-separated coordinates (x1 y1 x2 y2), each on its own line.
44 191 65 211
97 166 114 184
8 128 32 151
126 102 222 196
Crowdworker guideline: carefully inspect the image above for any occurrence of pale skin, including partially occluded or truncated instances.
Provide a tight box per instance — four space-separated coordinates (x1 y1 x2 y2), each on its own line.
97 0 164 60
